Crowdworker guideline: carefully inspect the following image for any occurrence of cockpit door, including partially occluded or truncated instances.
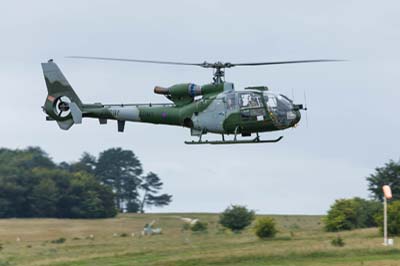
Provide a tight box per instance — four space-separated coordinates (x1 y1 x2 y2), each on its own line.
239 92 266 121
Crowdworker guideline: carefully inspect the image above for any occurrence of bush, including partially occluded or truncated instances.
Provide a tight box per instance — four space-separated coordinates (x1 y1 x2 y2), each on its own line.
191 221 208 232
323 198 381 232
181 223 190 231
254 217 277 239
219 205 255 232
376 200 400 236
331 236 345 247
51 237 66 244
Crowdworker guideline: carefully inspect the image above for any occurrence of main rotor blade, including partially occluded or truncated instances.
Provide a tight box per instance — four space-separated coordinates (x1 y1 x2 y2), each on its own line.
67 57 344 69
230 59 344 67
66 56 206 67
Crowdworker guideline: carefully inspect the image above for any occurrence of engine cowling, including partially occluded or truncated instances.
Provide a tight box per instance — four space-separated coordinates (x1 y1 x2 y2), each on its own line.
154 83 224 106
154 83 201 98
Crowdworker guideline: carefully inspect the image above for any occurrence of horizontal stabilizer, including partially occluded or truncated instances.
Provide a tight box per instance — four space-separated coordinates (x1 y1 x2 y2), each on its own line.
70 102 82 124
57 119 74 130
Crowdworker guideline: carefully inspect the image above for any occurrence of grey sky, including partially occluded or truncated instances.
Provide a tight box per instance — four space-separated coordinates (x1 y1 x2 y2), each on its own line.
1 1 399 214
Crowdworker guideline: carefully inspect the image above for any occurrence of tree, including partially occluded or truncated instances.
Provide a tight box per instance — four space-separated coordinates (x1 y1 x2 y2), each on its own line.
139 172 172 213
323 197 381 232
95 148 143 210
0 146 172 216
30 176 59 217
0 174 28 217
0 147 55 174
375 200 400 236
69 152 97 174
219 205 255 232
354 198 381 228
16 147 55 170
0 148 117 218
367 160 400 201
62 172 117 218
0 147 56 217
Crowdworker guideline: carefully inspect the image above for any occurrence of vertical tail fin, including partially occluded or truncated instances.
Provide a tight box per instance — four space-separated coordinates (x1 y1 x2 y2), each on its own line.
41 60 83 130
42 60 82 106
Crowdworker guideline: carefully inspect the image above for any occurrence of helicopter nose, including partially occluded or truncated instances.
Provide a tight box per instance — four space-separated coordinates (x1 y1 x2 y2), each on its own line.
290 110 301 127
295 111 301 124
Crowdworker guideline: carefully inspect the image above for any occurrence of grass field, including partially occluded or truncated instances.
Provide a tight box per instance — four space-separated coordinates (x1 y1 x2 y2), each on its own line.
0 213 399 266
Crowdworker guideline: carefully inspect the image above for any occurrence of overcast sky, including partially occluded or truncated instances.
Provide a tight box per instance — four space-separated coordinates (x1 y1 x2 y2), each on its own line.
1 1 399 214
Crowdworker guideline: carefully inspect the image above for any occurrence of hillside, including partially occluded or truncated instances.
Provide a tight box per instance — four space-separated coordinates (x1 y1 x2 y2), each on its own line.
0 214 399 266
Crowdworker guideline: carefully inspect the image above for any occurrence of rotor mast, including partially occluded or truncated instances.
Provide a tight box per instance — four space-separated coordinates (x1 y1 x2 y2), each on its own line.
212 62 226 84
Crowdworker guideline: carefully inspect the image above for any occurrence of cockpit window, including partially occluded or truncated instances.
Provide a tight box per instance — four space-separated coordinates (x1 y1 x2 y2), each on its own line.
280 94 293 103
266 95 277 108
263 92 296 127
239 93 262 108
264 92 291 110
277 94 292 109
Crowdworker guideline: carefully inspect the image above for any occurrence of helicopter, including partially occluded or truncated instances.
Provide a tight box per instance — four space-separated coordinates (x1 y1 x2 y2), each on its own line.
41 57 340 144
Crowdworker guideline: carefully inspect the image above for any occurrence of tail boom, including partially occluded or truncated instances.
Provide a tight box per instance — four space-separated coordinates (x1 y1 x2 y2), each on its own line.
41 60 188 132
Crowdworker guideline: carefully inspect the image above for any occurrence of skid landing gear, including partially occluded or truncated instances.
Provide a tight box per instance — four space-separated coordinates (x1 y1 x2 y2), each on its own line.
184 133 283 145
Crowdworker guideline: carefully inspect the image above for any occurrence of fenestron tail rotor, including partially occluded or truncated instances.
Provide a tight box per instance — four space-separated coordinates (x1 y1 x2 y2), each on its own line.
54 96 71 118
66 56 344 83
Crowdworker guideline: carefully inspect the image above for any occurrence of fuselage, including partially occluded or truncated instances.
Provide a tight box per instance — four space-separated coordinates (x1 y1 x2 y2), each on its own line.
41 60 301 136
82 84 301 135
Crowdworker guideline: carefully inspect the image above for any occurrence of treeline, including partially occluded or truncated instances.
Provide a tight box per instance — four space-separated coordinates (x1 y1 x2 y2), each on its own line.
324 160 400 234
0 147 172 218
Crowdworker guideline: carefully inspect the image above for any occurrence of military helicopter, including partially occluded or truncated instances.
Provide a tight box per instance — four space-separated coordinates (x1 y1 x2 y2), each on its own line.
41 57 340 144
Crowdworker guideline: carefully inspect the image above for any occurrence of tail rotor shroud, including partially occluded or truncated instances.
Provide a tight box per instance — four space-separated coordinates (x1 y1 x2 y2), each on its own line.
54 96 71 118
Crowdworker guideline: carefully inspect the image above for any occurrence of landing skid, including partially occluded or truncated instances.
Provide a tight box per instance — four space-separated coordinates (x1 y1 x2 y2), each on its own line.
184 136 283 145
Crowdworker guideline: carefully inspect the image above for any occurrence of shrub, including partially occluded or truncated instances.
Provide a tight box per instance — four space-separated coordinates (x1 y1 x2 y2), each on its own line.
219 205 255 232
181 223 190 231
375 200 400 235
254 217 277 239
51 237 66 244
331 236 345 247
323 198 381 232
120 233 128 237
191 221 208 232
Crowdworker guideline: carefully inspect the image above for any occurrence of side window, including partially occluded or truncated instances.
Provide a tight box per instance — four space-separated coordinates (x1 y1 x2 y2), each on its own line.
226 93 237 111
240 93 265 118
240 93 251 108
249 94 262 108
240 93 262 108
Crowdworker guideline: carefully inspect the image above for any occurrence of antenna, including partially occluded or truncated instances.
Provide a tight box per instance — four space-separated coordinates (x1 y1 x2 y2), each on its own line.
303 90 309 128
291 88 295 102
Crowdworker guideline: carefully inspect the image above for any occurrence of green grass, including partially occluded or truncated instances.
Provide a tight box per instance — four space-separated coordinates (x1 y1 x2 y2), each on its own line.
0 214 398 266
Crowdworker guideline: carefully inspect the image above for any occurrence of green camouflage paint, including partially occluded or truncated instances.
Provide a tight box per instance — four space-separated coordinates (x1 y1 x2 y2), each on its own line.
41 61 301 138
